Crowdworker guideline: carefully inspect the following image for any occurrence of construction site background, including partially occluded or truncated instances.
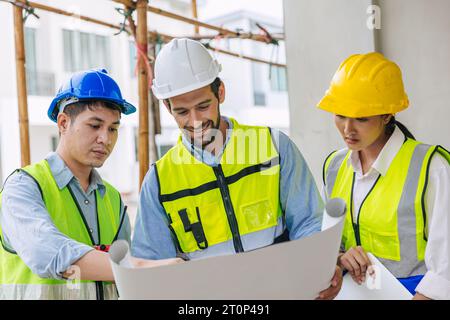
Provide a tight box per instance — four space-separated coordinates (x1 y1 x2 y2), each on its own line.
0 0 288 228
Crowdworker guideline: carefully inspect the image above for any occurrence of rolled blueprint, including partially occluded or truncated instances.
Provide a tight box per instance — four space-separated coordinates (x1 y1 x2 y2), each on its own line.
109 216 346 299
321 197 347 231
109 240 133 268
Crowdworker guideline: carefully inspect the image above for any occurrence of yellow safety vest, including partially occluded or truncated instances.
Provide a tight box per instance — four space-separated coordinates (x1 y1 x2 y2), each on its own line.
155 118 283 256
323 139 450 277
0 160 122 299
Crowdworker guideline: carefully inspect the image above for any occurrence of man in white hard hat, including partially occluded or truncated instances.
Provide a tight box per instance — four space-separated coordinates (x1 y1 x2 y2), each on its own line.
132 38 342 299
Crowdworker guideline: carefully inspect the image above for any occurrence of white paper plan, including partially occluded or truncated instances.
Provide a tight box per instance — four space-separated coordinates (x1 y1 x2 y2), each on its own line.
335 252 413 300
109 217 345 299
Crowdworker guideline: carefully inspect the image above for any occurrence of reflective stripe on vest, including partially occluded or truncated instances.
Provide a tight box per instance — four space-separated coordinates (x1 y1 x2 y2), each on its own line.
323 149 348 201
0 283 118 300
0 160 121 300
155 118 283 258
323 140 450 278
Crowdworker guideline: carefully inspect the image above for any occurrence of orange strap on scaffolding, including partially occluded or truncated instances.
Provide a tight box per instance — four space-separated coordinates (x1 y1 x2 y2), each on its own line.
256 23 278 45
134 42 154 89
213 33 224 55
116 4 154 90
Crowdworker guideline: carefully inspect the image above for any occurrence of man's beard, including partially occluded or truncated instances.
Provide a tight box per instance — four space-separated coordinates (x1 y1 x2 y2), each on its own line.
189 111 221 150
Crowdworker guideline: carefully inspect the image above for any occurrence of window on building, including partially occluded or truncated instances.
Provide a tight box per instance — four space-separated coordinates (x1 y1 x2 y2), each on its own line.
51 135 59 152
270 65 287 92
129 41 136 77
25 27 37 95
251 63 266 107
157 144 173 159
25 28 37 72
25 27 55 96
155 42 163 56
253 92 266 106
134 127 138 162
133 128 173 161
63 29 111 72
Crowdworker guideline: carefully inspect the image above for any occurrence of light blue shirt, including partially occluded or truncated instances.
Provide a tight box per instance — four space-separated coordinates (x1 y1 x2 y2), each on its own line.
132 117 324 259
0 152 131 279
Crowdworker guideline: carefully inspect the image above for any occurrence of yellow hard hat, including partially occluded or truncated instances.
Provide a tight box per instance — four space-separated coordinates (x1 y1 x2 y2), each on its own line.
317 52 409 118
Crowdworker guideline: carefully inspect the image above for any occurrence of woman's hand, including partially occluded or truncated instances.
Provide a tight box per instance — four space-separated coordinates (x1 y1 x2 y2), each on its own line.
338 246 372 284
316 265 343 300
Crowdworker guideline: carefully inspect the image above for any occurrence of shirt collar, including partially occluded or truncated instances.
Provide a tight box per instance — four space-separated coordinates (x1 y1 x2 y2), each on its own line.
348 126 405 177
45 152 106 196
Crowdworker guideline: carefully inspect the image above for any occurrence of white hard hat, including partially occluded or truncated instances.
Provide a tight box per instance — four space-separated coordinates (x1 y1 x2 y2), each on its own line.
152 38 222 100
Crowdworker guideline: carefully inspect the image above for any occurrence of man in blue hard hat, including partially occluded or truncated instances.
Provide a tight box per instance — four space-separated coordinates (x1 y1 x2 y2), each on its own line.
0 69 181 300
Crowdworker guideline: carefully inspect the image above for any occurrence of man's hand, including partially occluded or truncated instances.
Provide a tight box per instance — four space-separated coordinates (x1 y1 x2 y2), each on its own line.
413 293 431 300
316 265 343 300
130 256 184 268
338 246 372 284
62 252 184 283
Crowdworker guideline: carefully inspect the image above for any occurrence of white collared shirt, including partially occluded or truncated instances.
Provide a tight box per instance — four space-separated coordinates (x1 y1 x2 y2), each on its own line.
347 126 450 299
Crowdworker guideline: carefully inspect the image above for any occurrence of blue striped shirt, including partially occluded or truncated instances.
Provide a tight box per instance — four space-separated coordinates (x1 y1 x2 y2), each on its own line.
132 117 323 259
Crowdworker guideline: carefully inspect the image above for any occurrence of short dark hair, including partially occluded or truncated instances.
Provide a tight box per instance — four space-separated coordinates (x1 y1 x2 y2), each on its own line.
209 77 222 100
63 100 122 122
164 77 222 109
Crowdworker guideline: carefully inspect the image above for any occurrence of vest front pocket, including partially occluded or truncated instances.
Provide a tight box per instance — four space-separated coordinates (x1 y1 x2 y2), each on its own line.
169 219 197 253
196 202 231 246
239 199 278 234
169 207 208 253
365 229 401 261
169 202 231 253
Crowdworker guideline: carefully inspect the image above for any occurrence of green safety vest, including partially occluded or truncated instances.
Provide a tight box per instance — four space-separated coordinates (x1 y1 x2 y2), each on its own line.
0 160 122 299
323 139 450 278
155 118 283 256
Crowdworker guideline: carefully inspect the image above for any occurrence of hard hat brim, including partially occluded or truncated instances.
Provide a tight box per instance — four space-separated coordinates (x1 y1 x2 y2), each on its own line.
122 101 137 115
152 77 217 100
47 95 136 123
317 94 409 118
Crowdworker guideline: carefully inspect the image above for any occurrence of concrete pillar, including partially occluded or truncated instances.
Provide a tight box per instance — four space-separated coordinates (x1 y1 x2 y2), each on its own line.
283 0 374 183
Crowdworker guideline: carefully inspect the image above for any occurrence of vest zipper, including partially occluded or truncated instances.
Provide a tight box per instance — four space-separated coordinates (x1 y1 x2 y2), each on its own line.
350 173 381 247
67 185 104 300
94 193 105 301
112 205 127 242
349 174 360 245
96 281 104 300
212 165 244 253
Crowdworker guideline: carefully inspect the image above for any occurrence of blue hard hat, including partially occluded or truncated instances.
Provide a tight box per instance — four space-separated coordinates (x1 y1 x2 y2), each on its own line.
48 69 136 122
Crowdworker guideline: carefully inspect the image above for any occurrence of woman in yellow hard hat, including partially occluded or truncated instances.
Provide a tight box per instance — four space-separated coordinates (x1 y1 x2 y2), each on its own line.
318 52 450 300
